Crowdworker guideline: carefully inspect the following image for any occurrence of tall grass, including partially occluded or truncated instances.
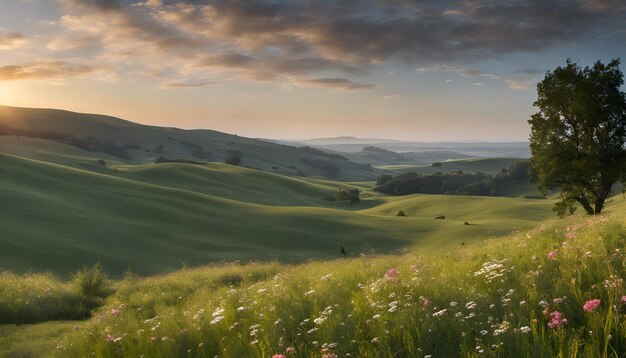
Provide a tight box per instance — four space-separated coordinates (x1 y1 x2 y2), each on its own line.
0 272 89 324
0 264 113 324
51 214 626 357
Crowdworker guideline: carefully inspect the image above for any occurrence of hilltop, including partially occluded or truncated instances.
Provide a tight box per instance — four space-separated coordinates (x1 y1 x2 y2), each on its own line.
0 105 376 181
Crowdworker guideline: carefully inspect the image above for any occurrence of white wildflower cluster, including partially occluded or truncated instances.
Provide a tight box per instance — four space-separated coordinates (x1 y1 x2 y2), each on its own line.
388 300 399 313
433 309 447 317
474 259 509 282
210 307 225 325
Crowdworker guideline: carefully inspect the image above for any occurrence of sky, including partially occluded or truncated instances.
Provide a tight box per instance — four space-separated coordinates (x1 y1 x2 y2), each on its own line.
0 0 625 141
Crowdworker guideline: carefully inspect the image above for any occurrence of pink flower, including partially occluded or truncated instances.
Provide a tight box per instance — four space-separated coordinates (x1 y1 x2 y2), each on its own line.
272 355 286 358
385 268 399 283
322 354 338 358
583 299 601 312
621 296 626 304
547 311 567 329
285 347 295 353
547 250 558 260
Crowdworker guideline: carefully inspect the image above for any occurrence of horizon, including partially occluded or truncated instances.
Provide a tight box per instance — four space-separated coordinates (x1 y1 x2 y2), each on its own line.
1 1 625 141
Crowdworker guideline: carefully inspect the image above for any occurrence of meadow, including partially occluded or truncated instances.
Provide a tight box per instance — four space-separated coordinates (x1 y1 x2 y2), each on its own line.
0 150 552 277
1 203 625 357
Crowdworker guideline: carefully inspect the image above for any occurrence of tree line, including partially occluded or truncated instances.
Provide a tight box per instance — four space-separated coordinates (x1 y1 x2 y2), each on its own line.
374 161 530 197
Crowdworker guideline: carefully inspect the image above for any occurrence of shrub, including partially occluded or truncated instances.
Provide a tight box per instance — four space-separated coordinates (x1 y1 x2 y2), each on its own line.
224 154 242 166
72 263 112 299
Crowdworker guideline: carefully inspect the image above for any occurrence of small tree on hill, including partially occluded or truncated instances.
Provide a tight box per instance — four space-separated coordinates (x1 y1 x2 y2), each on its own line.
529 59 626 215
224 154 242 166
335 188 360 203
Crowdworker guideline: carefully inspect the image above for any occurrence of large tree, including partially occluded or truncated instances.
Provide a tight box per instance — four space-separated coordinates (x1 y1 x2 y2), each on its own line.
529 59 626 215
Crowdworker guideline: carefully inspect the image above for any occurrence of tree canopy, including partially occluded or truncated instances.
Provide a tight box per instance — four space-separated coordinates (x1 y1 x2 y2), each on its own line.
529 59 626 215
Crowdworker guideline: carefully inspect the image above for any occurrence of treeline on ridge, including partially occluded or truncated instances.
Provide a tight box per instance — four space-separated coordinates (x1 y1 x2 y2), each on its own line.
0 123 130 159
374 161 531 196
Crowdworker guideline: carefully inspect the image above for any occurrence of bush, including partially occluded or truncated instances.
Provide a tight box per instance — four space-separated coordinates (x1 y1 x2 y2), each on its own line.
376 174 394 186
224 154 242 166
72 263 112 299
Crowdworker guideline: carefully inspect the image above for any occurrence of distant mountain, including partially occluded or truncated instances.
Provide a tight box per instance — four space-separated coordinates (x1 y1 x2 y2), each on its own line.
0 105 377 181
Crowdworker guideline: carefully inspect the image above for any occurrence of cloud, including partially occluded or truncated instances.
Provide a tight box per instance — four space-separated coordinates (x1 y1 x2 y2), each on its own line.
162 81 214 88
296 77 377 91
47 34 100 50
46 0 625 90
0 33 27 50
0 61 100 81
507 78 537 90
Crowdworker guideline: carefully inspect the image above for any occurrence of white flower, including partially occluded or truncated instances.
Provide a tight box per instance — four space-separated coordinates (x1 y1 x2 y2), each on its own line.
433 309 447 317
450 301 458 307
520 326 531 334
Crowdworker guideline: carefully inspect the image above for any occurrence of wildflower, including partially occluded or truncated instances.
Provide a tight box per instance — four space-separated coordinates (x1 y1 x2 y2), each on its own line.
450 301 458 307
372 314 381 319
286 347 295 353
547 311 567 329
371 337 379 343
520 301 526 306
150 336 158 343
433 309 447 317
583 299 601 312
621 296 626 304
465 301 476 310
237 306 246 312
111 308 121 316
520 326 531 334
322 354 338 358
272 355 286 358
385 268 399 283
547 250 558 260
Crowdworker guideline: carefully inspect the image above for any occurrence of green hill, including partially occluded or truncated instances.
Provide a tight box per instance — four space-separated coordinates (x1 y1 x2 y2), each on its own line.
1 204 625 357
0 105 377 181
0 152 554 277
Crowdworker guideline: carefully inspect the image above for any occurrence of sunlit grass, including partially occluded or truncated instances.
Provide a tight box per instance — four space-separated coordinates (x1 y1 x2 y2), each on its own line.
38 213 626 357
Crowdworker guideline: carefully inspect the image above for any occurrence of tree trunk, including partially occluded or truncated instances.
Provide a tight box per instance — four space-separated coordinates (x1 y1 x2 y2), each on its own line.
574 196 595 215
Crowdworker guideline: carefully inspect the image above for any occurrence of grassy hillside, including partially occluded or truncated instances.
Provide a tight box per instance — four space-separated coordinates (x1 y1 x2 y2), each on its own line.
0 152 554 277
0 105 377 181
2 205 625 357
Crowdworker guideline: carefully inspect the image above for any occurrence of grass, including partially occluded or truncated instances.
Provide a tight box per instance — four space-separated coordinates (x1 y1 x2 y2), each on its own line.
5 209 620 357
0 106 378 181
0 152 554 277
0 321 78 358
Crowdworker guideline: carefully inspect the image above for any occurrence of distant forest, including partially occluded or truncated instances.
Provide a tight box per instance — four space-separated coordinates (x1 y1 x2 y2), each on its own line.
374 161 531 196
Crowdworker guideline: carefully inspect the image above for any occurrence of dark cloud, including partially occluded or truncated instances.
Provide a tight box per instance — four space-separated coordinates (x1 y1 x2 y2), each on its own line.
50 0 626 89
298 77 378 91
0 61 100 81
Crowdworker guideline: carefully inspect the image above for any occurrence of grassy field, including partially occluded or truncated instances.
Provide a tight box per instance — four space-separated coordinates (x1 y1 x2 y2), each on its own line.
0 151 554 277
1 202 625 357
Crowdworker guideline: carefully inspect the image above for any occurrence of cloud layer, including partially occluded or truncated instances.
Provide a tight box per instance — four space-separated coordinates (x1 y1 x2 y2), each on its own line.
3 0 624 89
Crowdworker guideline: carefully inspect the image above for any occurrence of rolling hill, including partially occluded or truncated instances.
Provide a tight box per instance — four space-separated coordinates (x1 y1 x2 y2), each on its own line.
0 105 377 181
0 151 554 277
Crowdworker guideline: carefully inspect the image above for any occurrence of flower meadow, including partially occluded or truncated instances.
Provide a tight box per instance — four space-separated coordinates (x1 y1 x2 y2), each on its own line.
4 213 626 357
